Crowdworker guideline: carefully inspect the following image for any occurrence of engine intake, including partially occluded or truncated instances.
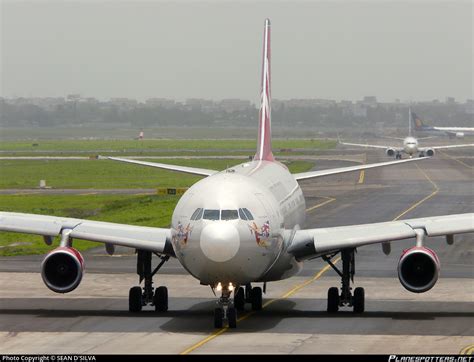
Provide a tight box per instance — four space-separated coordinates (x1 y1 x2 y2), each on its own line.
425 148 435 157
398 246 439 293
41 247 84 293
386 148 396 157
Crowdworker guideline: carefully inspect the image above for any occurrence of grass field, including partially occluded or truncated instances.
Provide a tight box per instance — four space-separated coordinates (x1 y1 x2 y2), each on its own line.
0 138 336 153
0 158 313 189
0 158 314 255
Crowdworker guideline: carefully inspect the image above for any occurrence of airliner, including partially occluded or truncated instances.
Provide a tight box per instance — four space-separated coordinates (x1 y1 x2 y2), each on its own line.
413 112 474 139
340 109 474 159
1 19 473 329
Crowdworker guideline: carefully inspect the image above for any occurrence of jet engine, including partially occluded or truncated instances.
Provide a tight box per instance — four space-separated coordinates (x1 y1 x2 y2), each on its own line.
386 148 396 157
41 247 84 293
456 132 465 139
425 148 435 157
398 246 439 293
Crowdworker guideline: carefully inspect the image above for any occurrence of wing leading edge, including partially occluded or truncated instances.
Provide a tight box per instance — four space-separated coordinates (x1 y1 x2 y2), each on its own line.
288 213 474 261
292 156 427 181
0 212 173 255
107 157 218 177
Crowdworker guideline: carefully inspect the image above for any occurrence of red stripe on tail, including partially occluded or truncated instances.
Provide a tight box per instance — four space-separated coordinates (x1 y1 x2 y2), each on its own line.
254 18 274 162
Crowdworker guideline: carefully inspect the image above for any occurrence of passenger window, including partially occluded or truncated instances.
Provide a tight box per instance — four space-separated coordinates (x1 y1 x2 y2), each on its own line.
243 208 254 220
238 208 248 220
221 210 238 220
190 208 203 220
203 209 220 220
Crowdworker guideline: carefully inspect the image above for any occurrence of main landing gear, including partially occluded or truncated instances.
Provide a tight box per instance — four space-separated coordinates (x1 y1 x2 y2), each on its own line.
395 153 402 160
234 283 263 312
323 249 365 314
129 250 170 313
214 283 264 328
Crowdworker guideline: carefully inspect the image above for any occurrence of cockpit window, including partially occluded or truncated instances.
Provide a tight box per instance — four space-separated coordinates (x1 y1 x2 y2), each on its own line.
221 210 238 220
190 208 203 220
243 208 254 220
238 208 248 220
203 209 220 220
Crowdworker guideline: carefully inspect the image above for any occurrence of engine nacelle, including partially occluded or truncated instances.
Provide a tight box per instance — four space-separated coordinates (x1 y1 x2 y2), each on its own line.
425 148 435 157
398 246 439 293
41 247 84 293
456 132 465 139
386 148 396 157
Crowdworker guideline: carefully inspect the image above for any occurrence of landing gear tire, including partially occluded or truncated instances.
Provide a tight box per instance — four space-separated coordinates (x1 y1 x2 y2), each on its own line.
251 287 263 311
353 287 365 313
227 307 237 328
396 154 402 160
327 287 339 313
129 286 143 312
214 308 224 329
153 286 168 312
419 153 425 157
234 287 245 311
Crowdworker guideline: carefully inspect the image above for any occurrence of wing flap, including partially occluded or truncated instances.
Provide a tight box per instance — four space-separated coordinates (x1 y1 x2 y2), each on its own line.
107 157 218 177
288 213 474 260
293 157 427 181
0 212 172 254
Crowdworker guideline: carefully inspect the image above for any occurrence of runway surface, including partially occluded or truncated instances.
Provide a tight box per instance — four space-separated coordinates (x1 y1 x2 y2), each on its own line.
0 150 472 354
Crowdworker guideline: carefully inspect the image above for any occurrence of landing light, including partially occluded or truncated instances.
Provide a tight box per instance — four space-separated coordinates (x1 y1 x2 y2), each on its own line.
216 282 222 291
229 283 234 292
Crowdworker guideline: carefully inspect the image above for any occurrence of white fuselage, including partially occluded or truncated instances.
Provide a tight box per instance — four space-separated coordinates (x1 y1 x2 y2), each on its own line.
170 160 305 286
402 136 419 155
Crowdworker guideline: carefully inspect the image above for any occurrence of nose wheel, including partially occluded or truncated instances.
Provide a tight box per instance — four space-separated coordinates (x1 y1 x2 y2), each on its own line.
214 284 237 328
323 249 365 313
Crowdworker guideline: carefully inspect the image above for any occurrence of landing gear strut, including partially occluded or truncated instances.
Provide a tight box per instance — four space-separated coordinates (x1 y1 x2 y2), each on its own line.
129 250 169 313
214 284 237 328
323 248 365 313
395 153 402 160
234 283 262 312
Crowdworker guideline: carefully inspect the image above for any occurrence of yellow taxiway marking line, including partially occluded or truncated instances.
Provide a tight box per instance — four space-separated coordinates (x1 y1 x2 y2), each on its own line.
305 197 336 213
460 343 474 355
180 165 440 355
358 170 365 184
180 259 340 355
439 151 473 170
393 164 439 221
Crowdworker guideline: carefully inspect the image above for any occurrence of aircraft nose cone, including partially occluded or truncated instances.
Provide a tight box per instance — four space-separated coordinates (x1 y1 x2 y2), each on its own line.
200 222 240 262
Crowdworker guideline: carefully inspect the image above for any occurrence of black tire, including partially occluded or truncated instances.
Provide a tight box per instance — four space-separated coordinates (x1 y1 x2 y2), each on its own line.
234 287 245 311
129 286 143 312
353 287 365 313
227 307 237 328
251 287 263 311
327 287 339 313
214 308 224 329
154 286 168 312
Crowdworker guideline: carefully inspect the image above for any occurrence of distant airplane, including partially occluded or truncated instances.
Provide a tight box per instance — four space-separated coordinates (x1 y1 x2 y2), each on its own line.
340 109 474 159
413 112 474 139
1 19 473 329
136 131 144 140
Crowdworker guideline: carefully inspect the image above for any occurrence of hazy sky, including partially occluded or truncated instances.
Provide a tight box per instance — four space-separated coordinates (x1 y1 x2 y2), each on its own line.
1 0 472 102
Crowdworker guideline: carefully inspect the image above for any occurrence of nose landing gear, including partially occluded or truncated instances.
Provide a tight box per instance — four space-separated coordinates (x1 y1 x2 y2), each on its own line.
214 283 237 328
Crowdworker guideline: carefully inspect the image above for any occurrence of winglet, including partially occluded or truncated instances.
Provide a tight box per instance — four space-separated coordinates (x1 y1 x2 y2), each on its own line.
254 18 274 162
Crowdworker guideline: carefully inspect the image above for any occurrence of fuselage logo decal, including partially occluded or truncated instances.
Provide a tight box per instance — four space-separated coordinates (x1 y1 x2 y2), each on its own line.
249 221 271 247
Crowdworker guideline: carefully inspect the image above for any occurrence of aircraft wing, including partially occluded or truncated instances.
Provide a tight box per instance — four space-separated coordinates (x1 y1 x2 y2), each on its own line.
292 157 427 181
107 157 218 177
0 212 173 255
424 144 474 150
339 141 392 150
287 213 474 260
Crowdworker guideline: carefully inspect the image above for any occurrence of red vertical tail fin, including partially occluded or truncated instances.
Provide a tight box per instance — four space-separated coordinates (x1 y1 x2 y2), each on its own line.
254 18 274 162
